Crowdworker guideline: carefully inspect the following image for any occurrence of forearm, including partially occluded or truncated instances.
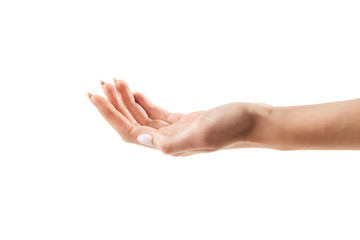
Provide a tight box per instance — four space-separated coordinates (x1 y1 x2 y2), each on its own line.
247 98 360 150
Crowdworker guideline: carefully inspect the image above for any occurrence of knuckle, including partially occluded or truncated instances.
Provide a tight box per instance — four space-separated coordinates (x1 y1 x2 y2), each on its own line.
107 108 117 118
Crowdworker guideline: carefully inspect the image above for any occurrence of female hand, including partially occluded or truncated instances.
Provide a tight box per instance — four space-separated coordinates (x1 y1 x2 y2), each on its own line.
88 79 273 157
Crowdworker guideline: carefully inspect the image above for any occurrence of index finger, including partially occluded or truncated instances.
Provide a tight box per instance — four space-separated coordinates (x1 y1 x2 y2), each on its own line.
89 93 136 142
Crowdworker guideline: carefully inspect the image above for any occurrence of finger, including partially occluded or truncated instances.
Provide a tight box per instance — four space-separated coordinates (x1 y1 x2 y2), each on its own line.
100 80 137 125
113 79 169 129
88 92 167 151
134 130 164 151
135 129 189 153
133 91 184 123
114 79 151 125
89 93 135 142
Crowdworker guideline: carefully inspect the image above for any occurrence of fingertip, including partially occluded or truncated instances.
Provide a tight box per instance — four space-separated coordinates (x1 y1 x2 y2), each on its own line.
116 80 136 103
133 91 144 100
102 82 114 93
114 79 124 91
134 92 153 107
89 95 107 110
89 94 104 106
137 134 153 147
116 79 129 89
135 131 164 150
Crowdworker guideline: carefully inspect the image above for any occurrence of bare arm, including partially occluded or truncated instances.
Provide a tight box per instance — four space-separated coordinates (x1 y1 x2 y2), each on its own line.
246 98 360 150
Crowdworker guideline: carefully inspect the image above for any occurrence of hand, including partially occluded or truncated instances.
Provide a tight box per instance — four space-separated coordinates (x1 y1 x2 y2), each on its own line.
88 79 273 157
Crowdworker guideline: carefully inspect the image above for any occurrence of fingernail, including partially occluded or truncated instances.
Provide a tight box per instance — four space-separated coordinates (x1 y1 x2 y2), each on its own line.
87 92 93 101
87 92 93 99
100 80 105 86
113 77 118 84
137 134 153 147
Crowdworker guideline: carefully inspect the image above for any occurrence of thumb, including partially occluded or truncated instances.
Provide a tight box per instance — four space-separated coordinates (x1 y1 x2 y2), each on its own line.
137 131 193 155
136 132 164 151
137 134 154 147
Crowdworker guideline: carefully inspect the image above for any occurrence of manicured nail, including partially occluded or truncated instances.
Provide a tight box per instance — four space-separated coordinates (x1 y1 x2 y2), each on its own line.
87 92 93 100
100 80 105 86
137 134 153 147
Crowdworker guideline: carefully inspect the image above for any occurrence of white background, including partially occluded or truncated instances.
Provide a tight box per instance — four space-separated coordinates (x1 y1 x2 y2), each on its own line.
0 0 360 239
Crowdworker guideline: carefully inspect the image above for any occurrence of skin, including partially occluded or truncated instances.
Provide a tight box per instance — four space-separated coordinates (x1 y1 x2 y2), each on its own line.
88 78 360 157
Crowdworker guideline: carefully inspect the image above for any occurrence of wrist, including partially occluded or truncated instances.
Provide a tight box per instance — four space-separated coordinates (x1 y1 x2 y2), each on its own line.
246 104 318 150
243 103 288 150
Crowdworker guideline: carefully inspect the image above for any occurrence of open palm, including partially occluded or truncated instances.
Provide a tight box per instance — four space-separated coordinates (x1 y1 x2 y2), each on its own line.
88 79 262 156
